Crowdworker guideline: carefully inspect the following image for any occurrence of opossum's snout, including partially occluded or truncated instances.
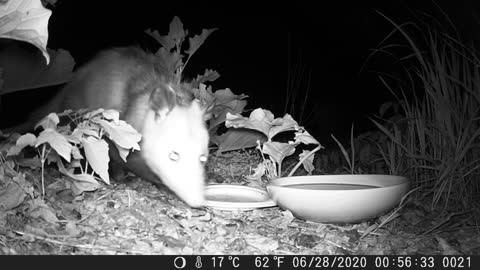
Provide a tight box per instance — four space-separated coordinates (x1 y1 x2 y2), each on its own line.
162 149 207 207
168 168 206 207
141 102 209 208
179 189 205 208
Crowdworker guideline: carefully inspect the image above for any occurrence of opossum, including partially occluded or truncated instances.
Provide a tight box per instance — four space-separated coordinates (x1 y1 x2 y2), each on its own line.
17 47 210 207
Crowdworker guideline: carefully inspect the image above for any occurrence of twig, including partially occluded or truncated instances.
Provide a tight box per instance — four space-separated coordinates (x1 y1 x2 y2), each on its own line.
420 210 472 236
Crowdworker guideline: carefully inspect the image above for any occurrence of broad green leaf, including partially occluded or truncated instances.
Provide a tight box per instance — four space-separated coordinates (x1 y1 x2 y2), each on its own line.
35 112 59 131
7 133 36 156
72 124 100 140
93 118 141 151
208 88 248 129
226 109 302 141
168 16 186 45
294 130 320 145
226 108 274 137
262 141 297 165
35 129 72 162
213 88 248 114
81 136 109 184
0 0 52 64
269 114 300 139
101 109 120 123
145 16 186 51
212 128 265 153
70 145 83 160
186 28 218 57
191 69 220 88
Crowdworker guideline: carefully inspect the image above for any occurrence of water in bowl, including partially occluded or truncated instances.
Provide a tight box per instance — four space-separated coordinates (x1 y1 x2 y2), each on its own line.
284 183 378 190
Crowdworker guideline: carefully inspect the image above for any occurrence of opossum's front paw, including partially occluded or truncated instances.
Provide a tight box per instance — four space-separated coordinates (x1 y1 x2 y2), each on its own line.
109 162 130 182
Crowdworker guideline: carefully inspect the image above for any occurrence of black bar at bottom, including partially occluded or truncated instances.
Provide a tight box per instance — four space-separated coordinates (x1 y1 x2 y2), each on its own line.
0 255 478 270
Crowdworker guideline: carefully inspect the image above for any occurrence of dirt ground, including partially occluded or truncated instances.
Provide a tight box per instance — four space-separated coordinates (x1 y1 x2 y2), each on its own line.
1 150 479 255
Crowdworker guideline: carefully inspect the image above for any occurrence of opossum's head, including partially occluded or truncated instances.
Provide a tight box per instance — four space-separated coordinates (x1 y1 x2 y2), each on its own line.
141 85 209 207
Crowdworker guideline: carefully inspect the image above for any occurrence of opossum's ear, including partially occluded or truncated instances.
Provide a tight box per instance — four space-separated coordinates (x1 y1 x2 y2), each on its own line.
148 86 176 122
149 85 176 114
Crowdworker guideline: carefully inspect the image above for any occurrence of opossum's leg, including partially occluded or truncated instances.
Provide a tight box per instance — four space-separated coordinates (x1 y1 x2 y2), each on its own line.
123 152 164 186
109 154 162 186
107 141 164 186
109 161 129 182
107 141 131 181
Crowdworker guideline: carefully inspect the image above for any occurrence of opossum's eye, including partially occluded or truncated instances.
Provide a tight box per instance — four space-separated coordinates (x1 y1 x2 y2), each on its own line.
199 155 208 164
169 151 179 161
154 108 170 122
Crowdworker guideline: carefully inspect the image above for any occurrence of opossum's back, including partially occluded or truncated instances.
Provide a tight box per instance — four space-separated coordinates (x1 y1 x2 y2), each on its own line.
61 48 171 112
18 47 193 134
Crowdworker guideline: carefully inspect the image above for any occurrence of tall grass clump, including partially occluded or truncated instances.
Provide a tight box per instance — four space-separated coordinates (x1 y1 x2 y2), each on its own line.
371 14 480 209
284 32 314 127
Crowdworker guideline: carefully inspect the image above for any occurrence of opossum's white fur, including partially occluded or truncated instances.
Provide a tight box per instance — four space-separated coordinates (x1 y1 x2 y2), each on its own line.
142 100 208 207
25 47 210 207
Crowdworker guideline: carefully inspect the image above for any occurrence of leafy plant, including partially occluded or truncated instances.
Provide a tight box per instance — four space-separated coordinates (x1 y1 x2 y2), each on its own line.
145 16 217 85
194 83 255 153
5 109 141 196
225 108 322 180
146 16 257 153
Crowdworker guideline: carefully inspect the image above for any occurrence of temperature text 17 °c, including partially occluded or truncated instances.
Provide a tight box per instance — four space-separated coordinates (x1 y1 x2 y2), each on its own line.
211 256 241 268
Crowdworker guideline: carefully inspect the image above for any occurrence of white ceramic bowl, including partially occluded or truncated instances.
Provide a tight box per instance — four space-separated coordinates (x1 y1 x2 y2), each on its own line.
267 175 410 223
204 184 276 210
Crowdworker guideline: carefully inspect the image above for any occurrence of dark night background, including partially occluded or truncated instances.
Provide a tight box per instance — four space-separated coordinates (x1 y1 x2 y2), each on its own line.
3 1 480 147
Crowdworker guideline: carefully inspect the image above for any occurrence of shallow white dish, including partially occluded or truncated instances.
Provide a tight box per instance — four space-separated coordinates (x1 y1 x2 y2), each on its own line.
204 184 276 210
267 175 410 223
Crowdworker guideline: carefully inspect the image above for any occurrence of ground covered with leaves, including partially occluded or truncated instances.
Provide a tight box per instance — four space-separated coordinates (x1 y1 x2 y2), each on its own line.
1 150 479 255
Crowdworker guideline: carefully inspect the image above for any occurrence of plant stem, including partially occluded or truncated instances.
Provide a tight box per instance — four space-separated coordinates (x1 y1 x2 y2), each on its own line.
287 145 323 177
41 145 46 198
